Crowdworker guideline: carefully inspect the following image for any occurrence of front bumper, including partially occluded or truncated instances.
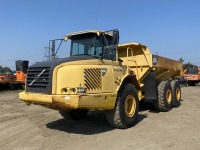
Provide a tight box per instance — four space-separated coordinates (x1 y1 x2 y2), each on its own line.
19 92 117 110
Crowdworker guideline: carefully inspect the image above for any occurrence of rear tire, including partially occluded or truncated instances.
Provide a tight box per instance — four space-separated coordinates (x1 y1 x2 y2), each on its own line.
171 80 181 107
105 84 139 129
154 81 173 111
59 110 88 120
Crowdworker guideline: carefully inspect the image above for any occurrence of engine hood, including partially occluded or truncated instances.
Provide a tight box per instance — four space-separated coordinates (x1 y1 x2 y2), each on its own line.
30 55 97 69
26 55 97 94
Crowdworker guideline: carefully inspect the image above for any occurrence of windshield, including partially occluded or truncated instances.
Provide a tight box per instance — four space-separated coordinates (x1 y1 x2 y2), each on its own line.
70 33 116 60
48 30 118 61
188 66 198 74
70 35 102 57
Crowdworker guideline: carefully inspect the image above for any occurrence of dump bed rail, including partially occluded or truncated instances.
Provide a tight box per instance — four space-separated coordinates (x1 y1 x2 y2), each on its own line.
118 43 182 82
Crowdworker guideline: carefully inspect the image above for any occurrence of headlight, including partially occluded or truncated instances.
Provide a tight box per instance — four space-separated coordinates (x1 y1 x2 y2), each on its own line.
61 87 86 94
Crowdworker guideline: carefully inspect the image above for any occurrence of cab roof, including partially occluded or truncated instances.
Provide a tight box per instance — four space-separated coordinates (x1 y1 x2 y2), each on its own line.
65 30 114 40
65 30 102 38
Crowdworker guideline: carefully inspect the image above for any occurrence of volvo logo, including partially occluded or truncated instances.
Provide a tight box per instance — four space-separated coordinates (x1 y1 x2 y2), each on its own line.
29 69 46 86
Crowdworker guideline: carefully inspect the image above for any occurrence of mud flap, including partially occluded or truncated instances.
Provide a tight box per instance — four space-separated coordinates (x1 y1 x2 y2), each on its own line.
143 71 157 100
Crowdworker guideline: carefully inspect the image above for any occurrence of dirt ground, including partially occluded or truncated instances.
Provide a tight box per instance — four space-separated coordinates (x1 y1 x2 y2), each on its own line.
0 86 200 150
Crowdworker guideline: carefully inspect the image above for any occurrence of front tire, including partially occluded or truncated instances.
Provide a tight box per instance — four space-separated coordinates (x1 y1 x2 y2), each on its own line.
59 110 88 120
105 84 139 129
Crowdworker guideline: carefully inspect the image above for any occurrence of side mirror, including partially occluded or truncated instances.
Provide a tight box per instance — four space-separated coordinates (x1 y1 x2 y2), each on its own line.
113 30 119 45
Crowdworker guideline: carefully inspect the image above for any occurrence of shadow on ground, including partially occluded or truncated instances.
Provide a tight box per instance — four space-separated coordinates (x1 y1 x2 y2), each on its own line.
46 110 147 135
139 100 158 113
139 99 183 113
46 98 184 134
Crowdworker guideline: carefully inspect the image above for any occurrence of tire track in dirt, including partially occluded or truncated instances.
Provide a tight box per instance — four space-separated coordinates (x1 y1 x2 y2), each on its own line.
0 118 43 150
0 88 200 150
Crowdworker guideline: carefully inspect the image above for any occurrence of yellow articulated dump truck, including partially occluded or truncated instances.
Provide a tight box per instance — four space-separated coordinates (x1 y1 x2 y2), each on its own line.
19 29 182 129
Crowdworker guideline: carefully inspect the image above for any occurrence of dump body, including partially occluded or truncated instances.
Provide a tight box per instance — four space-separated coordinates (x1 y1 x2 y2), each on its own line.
118 43 182 84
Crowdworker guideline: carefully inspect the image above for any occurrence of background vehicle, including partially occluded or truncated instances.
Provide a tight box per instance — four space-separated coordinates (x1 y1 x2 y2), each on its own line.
14 60 29 89
0 60 29 90
183 65 200 86
19 29 182 129
0 73 16 90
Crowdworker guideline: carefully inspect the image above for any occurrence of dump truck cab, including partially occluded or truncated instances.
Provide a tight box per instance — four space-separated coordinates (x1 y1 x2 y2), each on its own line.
20 29 129 109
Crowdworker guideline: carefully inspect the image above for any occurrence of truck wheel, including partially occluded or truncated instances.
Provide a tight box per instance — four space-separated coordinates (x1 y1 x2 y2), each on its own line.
105 84 139 129
154 81 173 111
188 82 195 86
171 80 181 107
59 110 88 120
10 84 15 90
186 83 188 87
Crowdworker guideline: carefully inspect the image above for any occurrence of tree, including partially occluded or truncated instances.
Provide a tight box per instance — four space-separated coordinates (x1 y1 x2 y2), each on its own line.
183 62 193 70
179 58 184 65
0 65 11 74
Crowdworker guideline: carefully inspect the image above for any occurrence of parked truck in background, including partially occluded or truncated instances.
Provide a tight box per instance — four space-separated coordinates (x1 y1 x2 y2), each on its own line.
19 29 182 129
0 73 16 90
183 65 200 86
0 60 29 90
15 60 29 89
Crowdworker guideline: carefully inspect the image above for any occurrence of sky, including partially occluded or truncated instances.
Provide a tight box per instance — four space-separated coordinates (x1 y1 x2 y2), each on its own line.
0 0 200 70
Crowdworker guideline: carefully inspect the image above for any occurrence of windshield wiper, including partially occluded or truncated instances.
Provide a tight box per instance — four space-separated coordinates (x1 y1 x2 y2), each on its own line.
91 55 100 59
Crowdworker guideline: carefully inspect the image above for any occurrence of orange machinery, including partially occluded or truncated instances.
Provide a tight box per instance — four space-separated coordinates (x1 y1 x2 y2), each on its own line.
0 60 29 90
15 60 29 83
0 73 16 90
0 74 15 84
183 65 200 86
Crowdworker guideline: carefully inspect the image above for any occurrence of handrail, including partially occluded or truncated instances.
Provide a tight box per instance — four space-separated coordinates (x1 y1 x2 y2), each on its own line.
126 47 140 82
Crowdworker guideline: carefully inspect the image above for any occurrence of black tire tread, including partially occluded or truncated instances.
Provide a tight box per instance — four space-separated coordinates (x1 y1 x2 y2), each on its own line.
171 80 181 107
154 81 172 112
105 83 139 129
105 83 128 128
59 110 71 119
59 110 88 120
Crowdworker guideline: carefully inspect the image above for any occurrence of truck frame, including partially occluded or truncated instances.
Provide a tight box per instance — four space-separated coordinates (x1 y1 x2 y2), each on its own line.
19 29 182 128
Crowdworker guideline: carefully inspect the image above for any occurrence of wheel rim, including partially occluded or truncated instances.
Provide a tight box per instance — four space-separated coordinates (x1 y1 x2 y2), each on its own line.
166 89 172 104
176 88 181 101
125 95 136 118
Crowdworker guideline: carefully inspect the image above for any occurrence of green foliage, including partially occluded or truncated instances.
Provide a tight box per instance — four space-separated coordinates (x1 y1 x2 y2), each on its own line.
0 65 11 73
178 58 196 70
179 57 184 65
183 62 192 70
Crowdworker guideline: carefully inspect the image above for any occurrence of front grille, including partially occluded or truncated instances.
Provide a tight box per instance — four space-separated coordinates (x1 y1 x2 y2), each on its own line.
26 67 52 94
84 68 102 92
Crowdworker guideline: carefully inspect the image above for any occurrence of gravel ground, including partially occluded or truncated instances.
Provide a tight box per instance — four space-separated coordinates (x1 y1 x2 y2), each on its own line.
0 85 200 150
